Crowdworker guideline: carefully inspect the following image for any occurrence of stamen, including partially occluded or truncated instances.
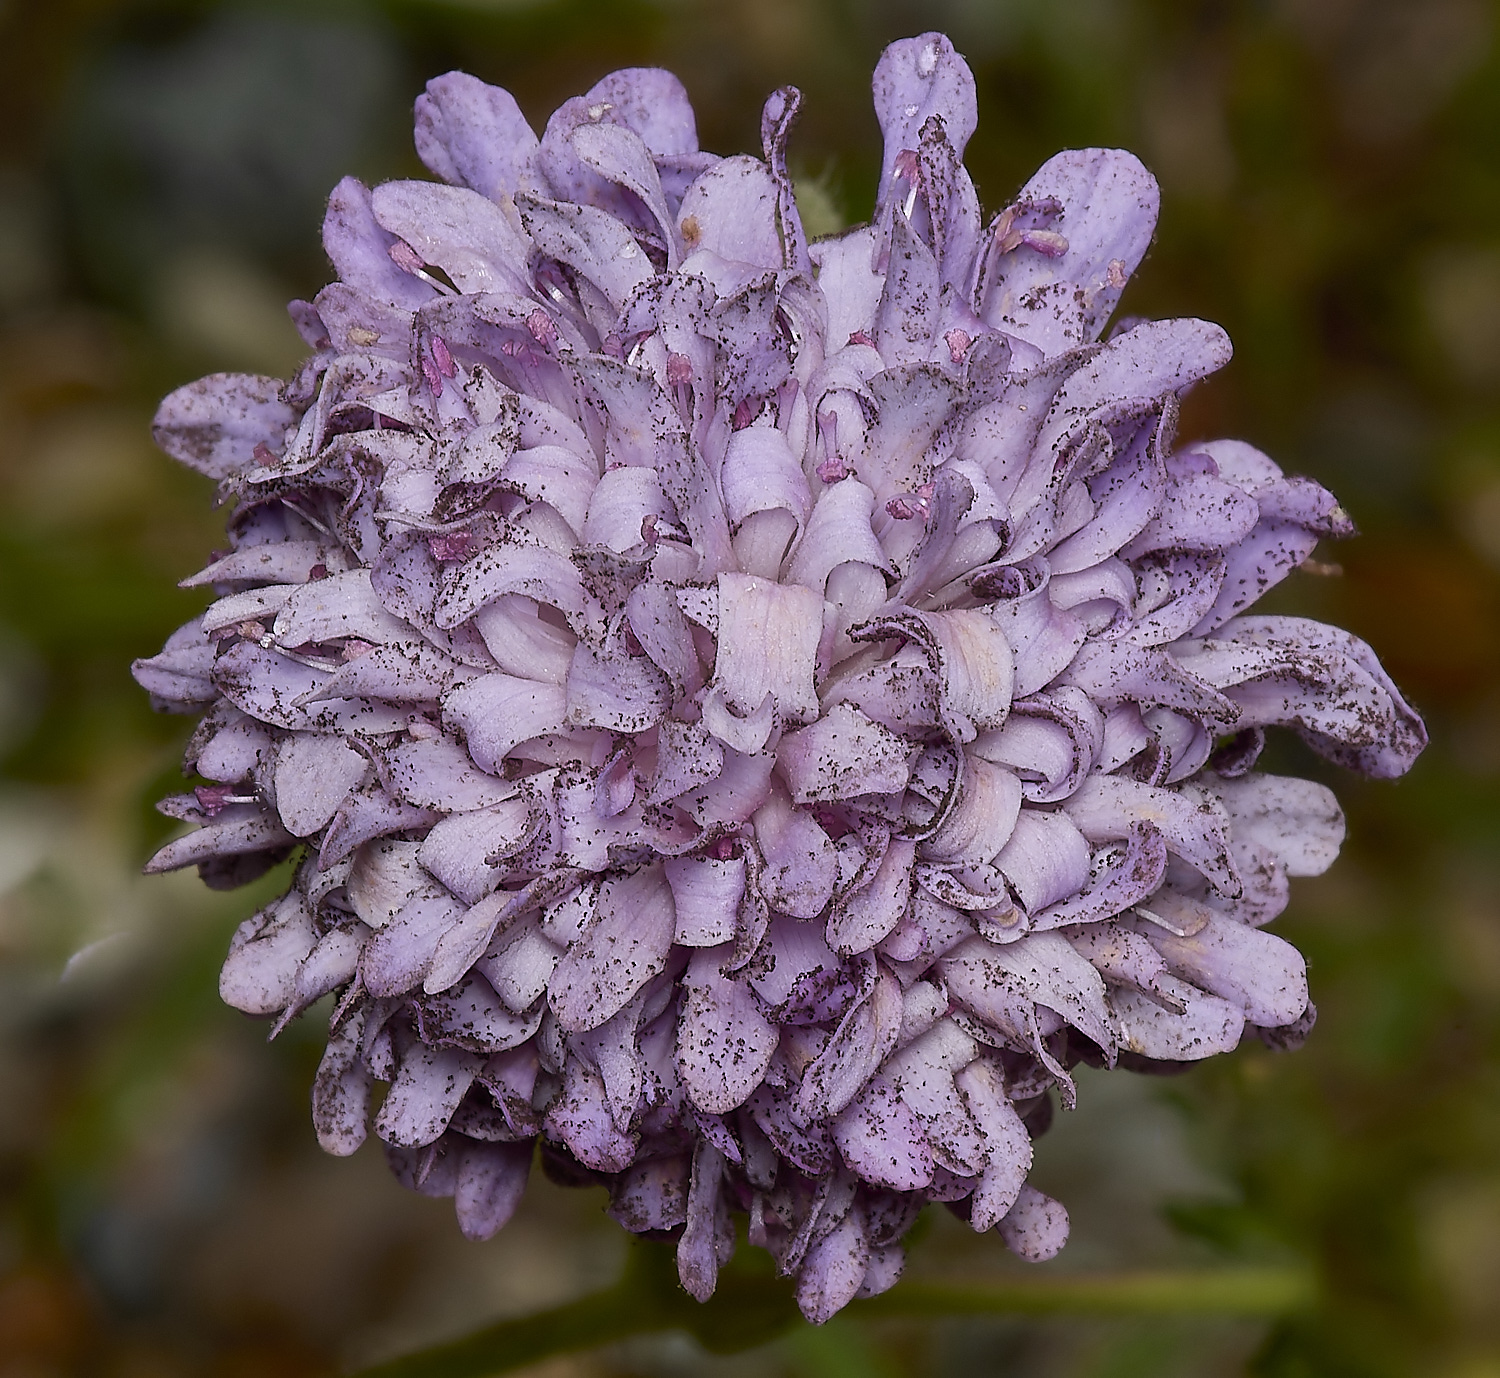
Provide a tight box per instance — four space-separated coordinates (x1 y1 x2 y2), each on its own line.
885 493 928 520
1019 229 1069 257
429 530 476 562
194 784 254 816
526 310 558 347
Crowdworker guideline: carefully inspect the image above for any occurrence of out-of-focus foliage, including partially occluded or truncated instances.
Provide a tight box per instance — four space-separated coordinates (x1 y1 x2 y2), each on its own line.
0 1 1497 1375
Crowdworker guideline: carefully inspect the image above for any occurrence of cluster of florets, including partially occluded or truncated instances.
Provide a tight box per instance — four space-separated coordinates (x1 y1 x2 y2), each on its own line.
134 34 1423 1322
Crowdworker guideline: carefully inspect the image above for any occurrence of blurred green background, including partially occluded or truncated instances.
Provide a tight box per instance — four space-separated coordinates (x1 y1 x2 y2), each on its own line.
2 0 1498 1374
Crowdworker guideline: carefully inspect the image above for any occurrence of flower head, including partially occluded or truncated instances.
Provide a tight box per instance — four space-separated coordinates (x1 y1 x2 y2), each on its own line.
135 34 1424 1322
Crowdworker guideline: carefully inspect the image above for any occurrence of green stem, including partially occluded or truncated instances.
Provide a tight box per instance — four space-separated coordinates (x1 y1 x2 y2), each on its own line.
860 1266 1316 1319
347 1244 1314 1378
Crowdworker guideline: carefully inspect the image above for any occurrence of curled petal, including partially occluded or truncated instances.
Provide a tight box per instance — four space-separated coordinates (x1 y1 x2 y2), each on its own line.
828 837 917 956
978 149 1158 357
1065 775 1238 896
1134 910 1308 1029
849 607 1014 743
994 809 1092 914
443 674 567 774
922 757 1022 867
1174 616 1427 778
371 180 532 295
778 704 914 806
972 687 1102 804
954 1058 1032 1231
322 175 435 310
1110 983 1243 1061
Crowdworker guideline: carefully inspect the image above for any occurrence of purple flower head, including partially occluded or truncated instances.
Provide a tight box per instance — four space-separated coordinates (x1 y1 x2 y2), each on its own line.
135 35 1424 1322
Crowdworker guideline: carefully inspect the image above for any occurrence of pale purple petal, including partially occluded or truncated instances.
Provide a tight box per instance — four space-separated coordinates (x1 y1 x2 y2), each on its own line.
292 923 365 1008
978 150 1159 356
796 1205 871 1324
414 72 539 202
453 1140 532 1240
1174 616 1427 778
1110 983 1244 1061
832 1076 934 1192
1209 772 1345 878
544 1056 636 1172
146 806 294 876
997 1183 1069 1261
921 758 1022 867
994 809 1092 914
549 864 676 1031
1135 910 1308 1029
874 209 940 367
753 787 838 920
312 1014 371 1156
375 1043 483 1147
273 734 370 836
609 1154 690 1232
415 972 545 1053
880 1020 986 1175
677 946 780 1114
677 1141 732 1301
152 373 295 481
872 34 978 211
666 855 745 948
370 180 533 295
132 618 218 709
219 892 315 1015
1065 775 1238 895
679 156 781 269
828 837 917 956
361 890 465 998
954 1058 1032 1231
778 704 913 806
442 674 567 774
714 574 823 724
322 176 436 310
